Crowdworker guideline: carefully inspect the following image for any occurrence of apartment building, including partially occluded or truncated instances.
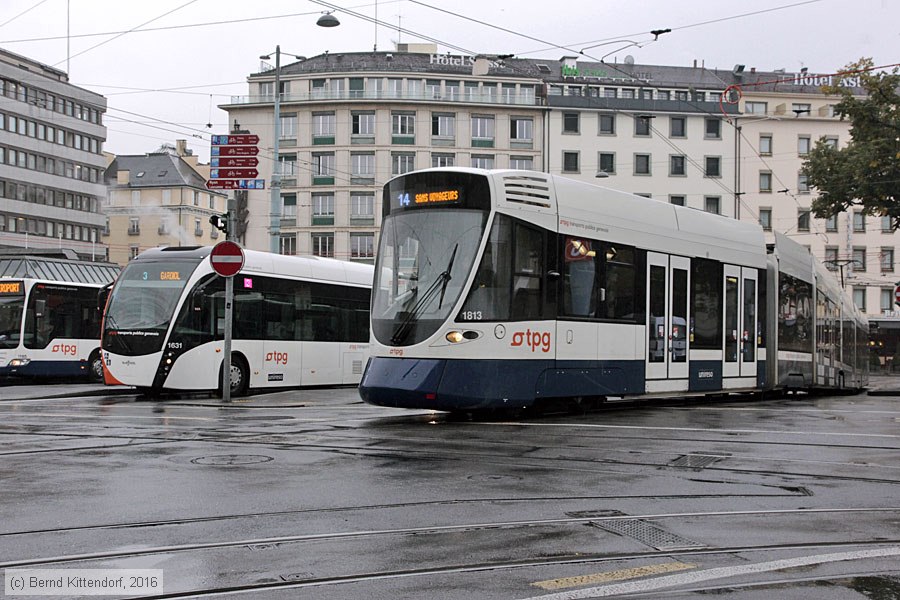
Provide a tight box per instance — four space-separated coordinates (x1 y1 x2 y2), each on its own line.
0 48 108 260
103 141 227 266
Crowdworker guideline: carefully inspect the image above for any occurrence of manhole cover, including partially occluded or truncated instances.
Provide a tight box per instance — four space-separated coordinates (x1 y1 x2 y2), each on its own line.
191 454 274 466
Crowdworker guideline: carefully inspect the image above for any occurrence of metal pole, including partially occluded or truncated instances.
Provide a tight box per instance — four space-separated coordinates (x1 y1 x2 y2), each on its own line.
222 274 234 403
269 45 282 254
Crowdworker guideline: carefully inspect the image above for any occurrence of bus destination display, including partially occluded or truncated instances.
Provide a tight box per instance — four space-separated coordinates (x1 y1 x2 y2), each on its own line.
0 281 24 296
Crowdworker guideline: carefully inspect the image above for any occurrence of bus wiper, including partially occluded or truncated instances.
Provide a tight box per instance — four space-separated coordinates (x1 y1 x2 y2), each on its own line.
391 245 458 345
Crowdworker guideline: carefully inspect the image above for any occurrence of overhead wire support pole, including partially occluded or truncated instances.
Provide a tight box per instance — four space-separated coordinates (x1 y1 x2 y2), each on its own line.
269 45 282 254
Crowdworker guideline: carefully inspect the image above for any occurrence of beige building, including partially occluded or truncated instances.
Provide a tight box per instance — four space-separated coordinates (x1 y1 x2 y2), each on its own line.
102 140 227 266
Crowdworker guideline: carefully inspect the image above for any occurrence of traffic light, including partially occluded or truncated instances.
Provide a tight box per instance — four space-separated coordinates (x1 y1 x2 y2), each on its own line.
209 213 228 234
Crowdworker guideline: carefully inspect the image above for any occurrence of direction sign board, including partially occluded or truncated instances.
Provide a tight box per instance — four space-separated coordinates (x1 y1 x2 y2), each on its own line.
210 241 245 278
211 157 258 168
211 145 260 157
210 168 259 179
211 134 259 145
206 179 266 190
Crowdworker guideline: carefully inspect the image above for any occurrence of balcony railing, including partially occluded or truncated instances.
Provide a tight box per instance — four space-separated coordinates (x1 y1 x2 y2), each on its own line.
228 89 539 107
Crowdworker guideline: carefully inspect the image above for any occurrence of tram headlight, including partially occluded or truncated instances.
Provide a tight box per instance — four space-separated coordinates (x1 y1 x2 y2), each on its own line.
445 331 464 343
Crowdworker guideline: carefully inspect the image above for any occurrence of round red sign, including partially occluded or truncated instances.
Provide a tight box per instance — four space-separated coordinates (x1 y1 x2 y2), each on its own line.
210 241 245 277
894 283 900 307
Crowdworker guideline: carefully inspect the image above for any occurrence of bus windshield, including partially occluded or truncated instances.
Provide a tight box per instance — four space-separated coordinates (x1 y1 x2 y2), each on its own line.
372 209 486 346
103 259 201 355
0 296 23 348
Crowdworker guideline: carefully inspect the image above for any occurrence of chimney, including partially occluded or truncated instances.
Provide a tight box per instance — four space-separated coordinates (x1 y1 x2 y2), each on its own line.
176 139 187 156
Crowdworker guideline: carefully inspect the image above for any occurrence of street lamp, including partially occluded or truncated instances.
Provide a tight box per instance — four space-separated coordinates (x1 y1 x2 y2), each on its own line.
262 15 340 254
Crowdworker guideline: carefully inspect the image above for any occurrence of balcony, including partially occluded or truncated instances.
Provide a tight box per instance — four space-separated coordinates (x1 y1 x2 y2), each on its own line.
228 89 540 107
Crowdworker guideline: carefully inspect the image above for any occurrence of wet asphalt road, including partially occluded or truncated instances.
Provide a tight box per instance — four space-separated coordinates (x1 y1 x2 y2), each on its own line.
1 381 900 599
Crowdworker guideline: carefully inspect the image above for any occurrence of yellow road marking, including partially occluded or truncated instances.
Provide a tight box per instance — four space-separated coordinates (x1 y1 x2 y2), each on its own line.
531 561 697 590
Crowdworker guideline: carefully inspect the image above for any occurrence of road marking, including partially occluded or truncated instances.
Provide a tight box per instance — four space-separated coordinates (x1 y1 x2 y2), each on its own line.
520 546 900 599
532 561 695 590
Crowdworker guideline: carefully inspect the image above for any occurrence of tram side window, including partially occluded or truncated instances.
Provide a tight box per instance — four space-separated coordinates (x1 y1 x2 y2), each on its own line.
600 245 640 321
778 272 812 353
562 237 597 317
560 237 642 322
758 270 767 348
459 214 512 321
512 223 544 320
691 258 723 350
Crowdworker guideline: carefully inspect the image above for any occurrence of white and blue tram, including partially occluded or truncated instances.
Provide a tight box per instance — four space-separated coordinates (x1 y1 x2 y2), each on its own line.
359 168 868 411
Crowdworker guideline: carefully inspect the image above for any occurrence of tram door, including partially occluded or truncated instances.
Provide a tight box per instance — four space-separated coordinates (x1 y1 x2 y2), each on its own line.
723 265 758 379
646 253 690 381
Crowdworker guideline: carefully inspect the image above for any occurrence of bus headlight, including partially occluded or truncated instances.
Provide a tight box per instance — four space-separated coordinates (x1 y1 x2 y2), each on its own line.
8 358 30 367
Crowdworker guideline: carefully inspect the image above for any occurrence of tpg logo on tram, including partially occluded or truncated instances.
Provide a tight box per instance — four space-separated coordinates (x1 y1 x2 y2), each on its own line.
510 329 552 353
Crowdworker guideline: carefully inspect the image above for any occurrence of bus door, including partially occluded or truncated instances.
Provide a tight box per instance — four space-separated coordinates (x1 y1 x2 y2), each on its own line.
646 253 690 381
723 265 758 379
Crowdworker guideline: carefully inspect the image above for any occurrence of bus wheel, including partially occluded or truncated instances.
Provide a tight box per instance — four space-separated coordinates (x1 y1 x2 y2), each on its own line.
88 350 104 383
226 355 249 397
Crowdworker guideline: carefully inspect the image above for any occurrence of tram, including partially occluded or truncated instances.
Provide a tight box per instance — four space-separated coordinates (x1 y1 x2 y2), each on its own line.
359 168 868 411
102 246 373 395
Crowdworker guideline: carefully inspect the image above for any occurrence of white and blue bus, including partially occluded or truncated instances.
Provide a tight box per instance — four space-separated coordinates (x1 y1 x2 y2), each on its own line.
360 168 868 412
0 256 120 381
101 246 374 396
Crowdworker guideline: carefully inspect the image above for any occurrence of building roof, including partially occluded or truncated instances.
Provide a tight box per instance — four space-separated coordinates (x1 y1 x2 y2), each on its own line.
105 153 209 190
0 257 120 285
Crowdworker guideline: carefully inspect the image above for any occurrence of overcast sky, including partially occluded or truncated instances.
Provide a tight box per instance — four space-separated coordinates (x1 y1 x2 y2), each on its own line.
1 0 897 162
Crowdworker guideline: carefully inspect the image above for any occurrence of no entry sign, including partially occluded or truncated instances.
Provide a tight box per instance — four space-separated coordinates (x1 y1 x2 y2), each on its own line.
210 241 245 277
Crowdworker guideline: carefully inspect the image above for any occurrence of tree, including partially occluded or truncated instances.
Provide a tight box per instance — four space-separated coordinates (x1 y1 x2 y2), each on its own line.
804 59 900 228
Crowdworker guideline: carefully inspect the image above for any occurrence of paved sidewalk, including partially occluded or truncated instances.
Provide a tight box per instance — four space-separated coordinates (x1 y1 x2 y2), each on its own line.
0 382 132 401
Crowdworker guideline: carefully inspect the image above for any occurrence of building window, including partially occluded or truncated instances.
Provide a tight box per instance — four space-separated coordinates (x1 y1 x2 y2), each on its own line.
598 113 615 135
432 153 455 168
634 115 651 136
598 152 615 175
350 192 375 224
792 103 812 116
745 101 768 114
562 151 579 173
883 216 894 233
350 233 375 260
826 214 838 232
311 233 334 258
312 153 335 183
312 112 336 142
634 154 651 175
798 209 810 232
705 118 721 139
352 111 375 136
279 113 297 139
670 155 686 176
852 247 866 272
562 112 579 133
853 211 865 232
351 152 375 183
670 116 686 138
798 136 811 156
798 173 809 193
311 193 334 225
705 156 721 178
392 111 415 140
281 194 297 219
432 113 455 138
392 152 416 175
823 136 838 149
853 287 866 310
759 134 772 155
128 217 140 235
670 195 686 206
759 208 772 230
510 156 533 170
825 246 839 270
471 154 494 169
471 115 495 146
129 245 140 260
881 288 893 313
279 154 296 177
881 247 894 272
510 117 533 145
621 88 635 99
704 196 720 215
759 171 772 192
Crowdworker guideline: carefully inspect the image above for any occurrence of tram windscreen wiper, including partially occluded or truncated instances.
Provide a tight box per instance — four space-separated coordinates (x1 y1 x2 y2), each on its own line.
391 244 458 345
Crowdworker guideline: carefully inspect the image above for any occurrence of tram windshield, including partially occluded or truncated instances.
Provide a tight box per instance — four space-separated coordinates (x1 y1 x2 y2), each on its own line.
373 209 487 346
102 258 201 355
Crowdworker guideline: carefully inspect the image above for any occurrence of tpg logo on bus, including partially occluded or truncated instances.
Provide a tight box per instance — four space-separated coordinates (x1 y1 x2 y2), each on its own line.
510 329 552 353
265 351 288 365
52 344 77 356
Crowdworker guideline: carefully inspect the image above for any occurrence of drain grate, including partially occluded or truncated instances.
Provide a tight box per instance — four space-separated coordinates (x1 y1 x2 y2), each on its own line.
591 519 707 551
668 452 730 470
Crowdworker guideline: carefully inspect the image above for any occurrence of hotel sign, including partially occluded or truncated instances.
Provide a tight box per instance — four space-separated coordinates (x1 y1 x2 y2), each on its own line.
792 73 862 89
